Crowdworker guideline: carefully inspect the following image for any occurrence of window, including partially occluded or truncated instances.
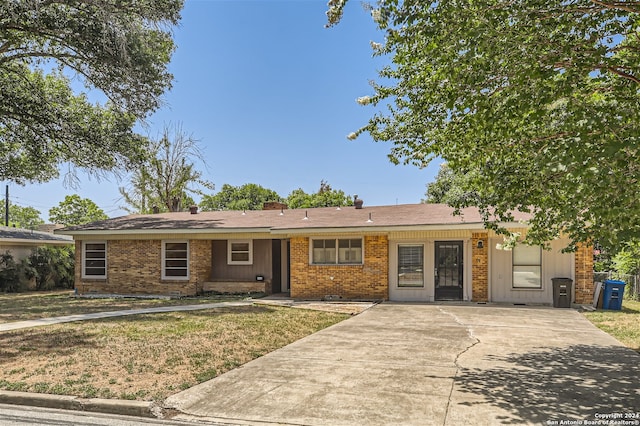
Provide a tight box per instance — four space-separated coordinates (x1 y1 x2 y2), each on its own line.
311 238 363 265
83 242 106 279
228 240 253 265
163 241 189 279
512 244 541 288
398 244 424 287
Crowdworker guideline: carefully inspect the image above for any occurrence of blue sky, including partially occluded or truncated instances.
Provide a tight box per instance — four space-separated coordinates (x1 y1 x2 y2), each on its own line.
8 0 439 220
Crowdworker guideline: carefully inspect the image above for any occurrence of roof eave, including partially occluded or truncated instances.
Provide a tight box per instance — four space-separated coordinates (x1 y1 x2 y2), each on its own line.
0 238 73 245
57 227 274 237
270 222 529 235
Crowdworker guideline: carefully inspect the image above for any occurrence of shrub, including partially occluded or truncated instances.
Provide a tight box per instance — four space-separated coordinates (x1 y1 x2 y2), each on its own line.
27 246 75 290
0 251 30 293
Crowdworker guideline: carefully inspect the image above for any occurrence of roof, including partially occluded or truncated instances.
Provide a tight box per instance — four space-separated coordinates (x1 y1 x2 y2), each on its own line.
0 226 73 245
57 204 532 236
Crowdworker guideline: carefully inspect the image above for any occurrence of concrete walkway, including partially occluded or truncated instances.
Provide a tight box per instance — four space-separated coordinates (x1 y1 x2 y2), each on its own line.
166 304 640 426
0 301 254 332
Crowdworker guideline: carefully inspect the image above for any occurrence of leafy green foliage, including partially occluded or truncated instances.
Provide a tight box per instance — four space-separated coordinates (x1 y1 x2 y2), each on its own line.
333 1 640 249
119 124 214 213
423 163 480 206
0 0 183 183
26 246 75 291
0 252 29 293
286 180 353 209
612 241 640 276
200 183 283 211
0 202 44 229
49 195 108 226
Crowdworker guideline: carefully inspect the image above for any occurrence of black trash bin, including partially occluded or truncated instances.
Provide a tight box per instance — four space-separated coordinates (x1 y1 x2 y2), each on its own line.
552 278 573 308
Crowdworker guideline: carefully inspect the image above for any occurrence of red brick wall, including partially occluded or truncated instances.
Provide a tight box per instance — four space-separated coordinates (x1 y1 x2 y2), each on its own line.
290 235 389 300
574 243 594 304
472 232 489 302
74 239 211 296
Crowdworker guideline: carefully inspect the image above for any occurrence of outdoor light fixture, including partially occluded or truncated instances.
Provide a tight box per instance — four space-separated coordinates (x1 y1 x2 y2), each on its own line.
477 240 484 249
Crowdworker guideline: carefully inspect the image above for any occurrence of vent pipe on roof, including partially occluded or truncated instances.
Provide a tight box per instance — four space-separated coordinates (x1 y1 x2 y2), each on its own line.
354 194 364 209
189 205 198 214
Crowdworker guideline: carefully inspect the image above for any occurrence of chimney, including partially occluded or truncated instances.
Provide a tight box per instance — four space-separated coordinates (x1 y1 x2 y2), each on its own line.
354 194 364 209
263 202 288 211
152 205 160 214
189 205 198 214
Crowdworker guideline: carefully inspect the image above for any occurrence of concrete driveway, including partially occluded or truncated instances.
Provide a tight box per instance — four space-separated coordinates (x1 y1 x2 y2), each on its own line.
166 304 640 426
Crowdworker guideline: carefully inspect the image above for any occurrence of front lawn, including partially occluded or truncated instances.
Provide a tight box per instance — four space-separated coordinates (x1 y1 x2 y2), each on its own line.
0 305 348 401
583 299 640 353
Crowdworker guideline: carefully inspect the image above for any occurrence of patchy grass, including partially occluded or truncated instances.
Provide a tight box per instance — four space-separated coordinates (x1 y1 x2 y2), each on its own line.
0 305 348 401
0 291 245 323
583 299 640 353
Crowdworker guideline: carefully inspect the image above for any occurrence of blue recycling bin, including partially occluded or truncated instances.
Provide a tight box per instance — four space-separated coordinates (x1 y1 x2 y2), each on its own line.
602 280 626 310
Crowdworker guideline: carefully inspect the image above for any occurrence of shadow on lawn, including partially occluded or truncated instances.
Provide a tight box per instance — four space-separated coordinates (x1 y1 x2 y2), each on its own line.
0 329 98 361
455 344 640 424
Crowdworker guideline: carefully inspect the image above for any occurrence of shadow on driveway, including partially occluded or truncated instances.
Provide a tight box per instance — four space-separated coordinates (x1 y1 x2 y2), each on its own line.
455 344 640 424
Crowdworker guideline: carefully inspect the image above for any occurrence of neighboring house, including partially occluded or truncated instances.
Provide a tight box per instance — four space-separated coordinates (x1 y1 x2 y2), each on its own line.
57 203 594 305
0 226 73 262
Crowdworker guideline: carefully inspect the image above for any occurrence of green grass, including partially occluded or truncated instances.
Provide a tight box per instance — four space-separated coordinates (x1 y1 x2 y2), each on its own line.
583 299 640 352
0 290 244 323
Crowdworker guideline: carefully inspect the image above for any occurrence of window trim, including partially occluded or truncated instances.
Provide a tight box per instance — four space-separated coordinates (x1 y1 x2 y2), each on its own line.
82 241 107 279
162 240 190 280
512 244 542 289
227 239 253 265
397 243 425 288
310 237 364 265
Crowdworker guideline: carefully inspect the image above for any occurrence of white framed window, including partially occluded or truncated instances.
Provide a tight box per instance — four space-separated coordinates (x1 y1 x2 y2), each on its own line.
82 241 107 279
512 244 542 288
162 241 189 280
398 244 424 287
228 240 253 265
311 238 363 265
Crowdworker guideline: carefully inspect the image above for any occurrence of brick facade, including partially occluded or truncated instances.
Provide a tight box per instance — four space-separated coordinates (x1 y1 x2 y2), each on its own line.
290 235 389 300
74 239 211 296
574 243 594 304
471 232 489 302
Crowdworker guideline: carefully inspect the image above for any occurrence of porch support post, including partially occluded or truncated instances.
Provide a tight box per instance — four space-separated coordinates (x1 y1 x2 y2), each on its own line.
472 232 489 302
574 243 594 304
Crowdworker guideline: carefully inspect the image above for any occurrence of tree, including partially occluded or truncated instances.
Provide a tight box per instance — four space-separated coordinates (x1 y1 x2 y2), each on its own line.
0 1 182 184
119 124 213 213
0 202 44 229
423 163 480 206
49 195 108 226
200 183 283 211
26 246 75 290
286 180 353 209
330 1 640 249
612 241 640 276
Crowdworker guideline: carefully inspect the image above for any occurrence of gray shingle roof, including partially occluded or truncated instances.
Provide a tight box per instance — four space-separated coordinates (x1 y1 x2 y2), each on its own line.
58 204 531 234
0 226 73 243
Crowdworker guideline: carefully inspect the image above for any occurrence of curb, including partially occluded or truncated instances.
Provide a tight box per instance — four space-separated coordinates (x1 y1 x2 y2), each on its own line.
0 390 160 418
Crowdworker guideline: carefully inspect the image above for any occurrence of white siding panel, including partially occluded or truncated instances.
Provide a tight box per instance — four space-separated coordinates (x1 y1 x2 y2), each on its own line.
489 238 574 304
389 240 435 301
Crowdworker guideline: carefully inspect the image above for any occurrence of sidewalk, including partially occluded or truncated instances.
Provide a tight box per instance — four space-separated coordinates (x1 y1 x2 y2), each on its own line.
0 300 254 332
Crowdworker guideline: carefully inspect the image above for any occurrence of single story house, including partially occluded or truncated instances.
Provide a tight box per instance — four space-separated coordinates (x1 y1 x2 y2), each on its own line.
0 226 73 261
57 203 594 305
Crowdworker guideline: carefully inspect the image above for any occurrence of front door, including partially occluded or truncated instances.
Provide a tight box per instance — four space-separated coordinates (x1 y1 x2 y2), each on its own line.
435 241 463 300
